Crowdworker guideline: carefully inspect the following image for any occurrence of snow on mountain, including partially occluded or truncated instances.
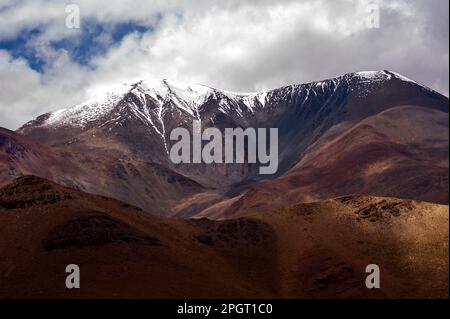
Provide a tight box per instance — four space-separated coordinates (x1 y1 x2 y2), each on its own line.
353 70 429 87
45 83 131 127
349 70 429 98
27 70 430 130
136 78 213 117
39 78 272 129
354 70 392 81
389 71 420 85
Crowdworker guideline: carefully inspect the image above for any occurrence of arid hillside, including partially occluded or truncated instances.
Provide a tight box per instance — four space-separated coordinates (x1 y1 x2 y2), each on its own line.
0 176 447 298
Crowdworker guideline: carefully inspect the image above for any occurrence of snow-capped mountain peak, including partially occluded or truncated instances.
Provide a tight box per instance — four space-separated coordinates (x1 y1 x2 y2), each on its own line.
39 77 270 128
23 70 432 130
353 70 425 86
45 83 131 127
132 78 215 117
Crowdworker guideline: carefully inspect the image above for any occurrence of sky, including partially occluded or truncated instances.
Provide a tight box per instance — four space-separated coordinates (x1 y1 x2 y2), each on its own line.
0 0 448 129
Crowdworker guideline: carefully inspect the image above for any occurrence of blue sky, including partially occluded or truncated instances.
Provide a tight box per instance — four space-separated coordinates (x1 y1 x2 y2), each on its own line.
0 21 150 72
0 0 448 129
0 28 46 71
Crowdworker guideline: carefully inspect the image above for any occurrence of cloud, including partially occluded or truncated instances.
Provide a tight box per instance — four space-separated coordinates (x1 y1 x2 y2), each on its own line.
0 49 91 127
0 0 448 129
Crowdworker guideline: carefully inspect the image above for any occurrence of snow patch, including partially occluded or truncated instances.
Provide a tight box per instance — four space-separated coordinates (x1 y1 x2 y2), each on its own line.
390 71 419 85
45 84 130 127
354 71 392 82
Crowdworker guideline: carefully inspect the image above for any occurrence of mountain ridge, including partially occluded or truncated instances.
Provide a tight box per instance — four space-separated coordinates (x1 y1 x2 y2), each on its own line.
18 70 445 132
7 69 449 217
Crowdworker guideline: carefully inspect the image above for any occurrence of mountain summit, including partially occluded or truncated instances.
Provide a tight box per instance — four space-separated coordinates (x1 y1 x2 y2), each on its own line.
19 70 439 131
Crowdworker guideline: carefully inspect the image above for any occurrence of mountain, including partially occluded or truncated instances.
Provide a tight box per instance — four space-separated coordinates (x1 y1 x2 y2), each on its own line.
15 70 449 217
2 71 448 298
0 128 204 215
210 104 449 218
0 176 447 298
0 127 59 183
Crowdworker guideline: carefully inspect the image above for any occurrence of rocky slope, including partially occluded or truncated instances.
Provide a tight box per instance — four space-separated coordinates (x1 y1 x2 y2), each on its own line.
0 128 204 215
204 104 449 218
0 176 447 298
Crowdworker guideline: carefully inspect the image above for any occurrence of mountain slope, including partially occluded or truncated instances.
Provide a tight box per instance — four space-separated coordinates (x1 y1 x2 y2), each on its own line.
207 104 448 218
0 176 447 298
0 128 204 215
0 127 60 185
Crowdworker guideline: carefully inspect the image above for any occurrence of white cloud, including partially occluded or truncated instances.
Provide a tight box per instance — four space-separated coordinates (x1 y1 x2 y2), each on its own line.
0 0 448 129
0 50 87 127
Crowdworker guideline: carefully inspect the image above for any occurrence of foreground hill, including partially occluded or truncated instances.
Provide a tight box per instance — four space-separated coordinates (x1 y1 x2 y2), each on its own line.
0 176 447 298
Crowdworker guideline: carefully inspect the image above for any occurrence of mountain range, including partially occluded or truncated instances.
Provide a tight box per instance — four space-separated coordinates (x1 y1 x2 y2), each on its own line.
0 70 448 298
2 70 447 218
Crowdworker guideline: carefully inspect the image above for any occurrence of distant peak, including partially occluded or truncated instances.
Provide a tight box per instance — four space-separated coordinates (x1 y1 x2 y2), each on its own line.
353 70 419 85
354 70 388 77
